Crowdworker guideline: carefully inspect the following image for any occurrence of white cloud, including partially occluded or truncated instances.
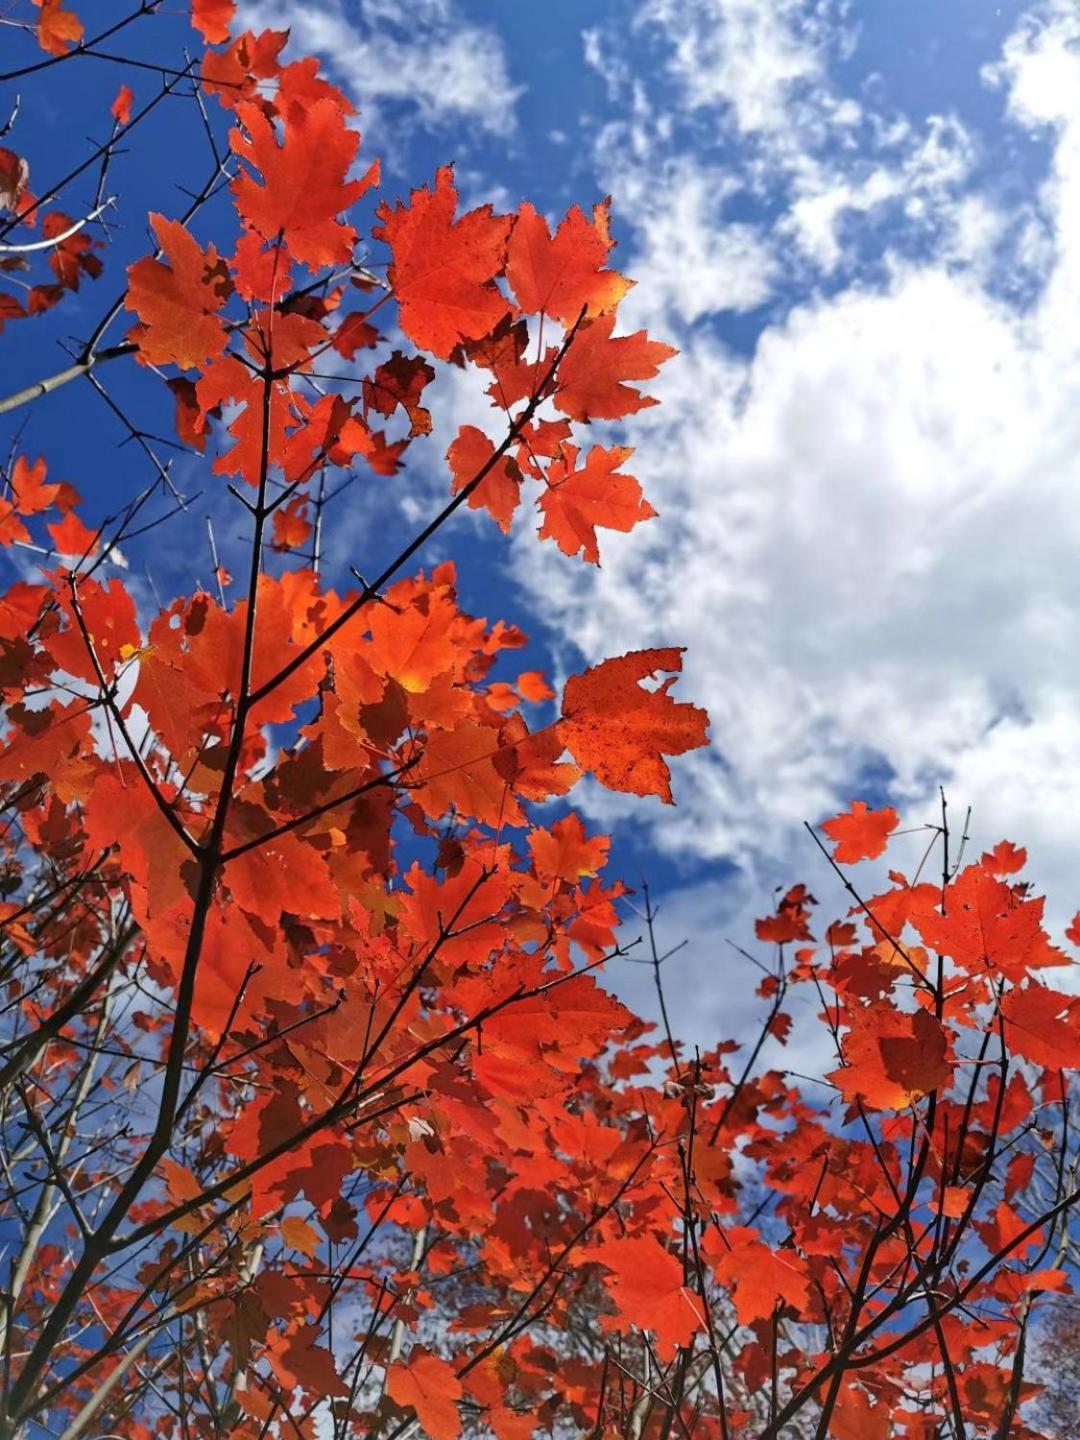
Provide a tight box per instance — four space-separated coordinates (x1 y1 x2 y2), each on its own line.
583 24 632 102
783 114 978 271
593 151 777 324
237 0 521 140
513 2 1080 954
636 0 845 138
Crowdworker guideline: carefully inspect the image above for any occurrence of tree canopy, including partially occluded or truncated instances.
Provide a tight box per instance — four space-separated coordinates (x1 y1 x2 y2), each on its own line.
1 5 1079 1439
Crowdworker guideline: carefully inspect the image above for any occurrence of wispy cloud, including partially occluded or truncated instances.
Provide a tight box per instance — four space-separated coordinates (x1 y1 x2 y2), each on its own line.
237 0 522 145
585 0 992 291
636 0 846 139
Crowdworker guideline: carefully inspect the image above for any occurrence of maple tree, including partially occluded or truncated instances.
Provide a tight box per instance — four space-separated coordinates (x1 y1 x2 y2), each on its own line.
2 5 1080 1440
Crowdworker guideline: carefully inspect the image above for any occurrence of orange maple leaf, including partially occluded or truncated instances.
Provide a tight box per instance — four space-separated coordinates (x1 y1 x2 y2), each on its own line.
272 497 312 553
821 800 899 864
280 1216 320 1257
47 510 98 560
201 29 289 112
126 215 231 372
33 0 83 56
528 814 609 884
447 425 522 533
4 455 58 518
827 1004 951 1111
755 884 816 945
560 648 708 804
159 1158 203 1206
0 502 31 549
913 864 1062 981
1000 984 1080 1071
516 670 554 703
415 718 525 829
980 839 1027 875
587 1235 703 1361
555 312 676 422
492 715 580 802
191 0 235 44
367 583 459 694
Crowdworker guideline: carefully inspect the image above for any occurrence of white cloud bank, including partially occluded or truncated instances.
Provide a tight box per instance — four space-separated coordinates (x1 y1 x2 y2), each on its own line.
513 0 1080 1050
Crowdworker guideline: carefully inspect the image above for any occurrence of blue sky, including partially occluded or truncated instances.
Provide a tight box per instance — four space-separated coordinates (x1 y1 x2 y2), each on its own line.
7 0 1080 1059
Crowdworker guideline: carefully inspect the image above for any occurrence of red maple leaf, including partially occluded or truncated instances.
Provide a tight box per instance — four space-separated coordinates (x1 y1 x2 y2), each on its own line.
387 1349 462 1440
506 198 632 325
231 98 379 269
538 442 656 564
584 1235 703 1361
374 166 512 360
110 84 133 126
706 1228 812 1325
